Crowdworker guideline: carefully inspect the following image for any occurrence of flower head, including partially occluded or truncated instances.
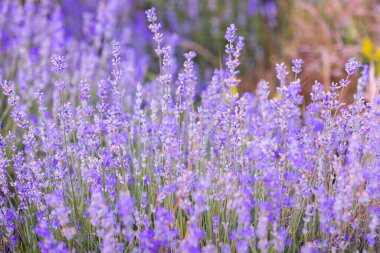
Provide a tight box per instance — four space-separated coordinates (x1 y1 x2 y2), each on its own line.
345 57 362 75
275 63 288 86
51 54 67 73
291 59 304 74
225 24 237 43
145 7 158 23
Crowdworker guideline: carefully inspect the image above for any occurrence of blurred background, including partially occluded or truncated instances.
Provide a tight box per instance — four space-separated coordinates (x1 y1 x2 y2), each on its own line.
60 0 380 99
1 0 380 128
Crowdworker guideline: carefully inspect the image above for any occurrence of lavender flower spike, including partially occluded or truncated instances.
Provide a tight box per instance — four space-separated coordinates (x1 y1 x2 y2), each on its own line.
225 24 237 43
291 59 304 74
345 57 362 75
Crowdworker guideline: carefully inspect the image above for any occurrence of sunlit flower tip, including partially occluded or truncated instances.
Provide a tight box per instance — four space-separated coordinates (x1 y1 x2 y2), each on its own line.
51 54 67 73
291 59 304 74
339 79 350 88
55 80 68 91
236 36 245 50
145 7 157 23
275 63 288 85
225 24 237 43
300 242 318 253
345 57 362 75
184 51 196 60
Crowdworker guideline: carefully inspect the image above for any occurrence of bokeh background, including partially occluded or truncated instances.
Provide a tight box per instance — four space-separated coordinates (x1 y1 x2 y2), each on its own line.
63 0 380 97
1 0 380 131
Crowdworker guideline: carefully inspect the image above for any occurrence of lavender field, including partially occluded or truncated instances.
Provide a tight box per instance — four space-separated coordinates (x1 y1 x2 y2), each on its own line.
0 1 379 252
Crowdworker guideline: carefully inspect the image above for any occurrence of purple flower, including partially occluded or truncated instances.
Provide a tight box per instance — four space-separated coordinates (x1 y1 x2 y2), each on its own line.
0 80 15 96
179 222 204 252
58 102 72 122
88 190 121 253
97 79 110 99
55 80 69 91
300 242 319 253
153 208 178 249
0 4 379 252
212 216 220 234
79 79 91 102
145 7 158 23
339 79 350 88
357 64 369 98
275 63 288 86
345 57 362 75
146 7 164 56
291 59 304 74
225 24 237 43
224 25 244 95
116 192 135 241
51 54 67 73
35 218 70 253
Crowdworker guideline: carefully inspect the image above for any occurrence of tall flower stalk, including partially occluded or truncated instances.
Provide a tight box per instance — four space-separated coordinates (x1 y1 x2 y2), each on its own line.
0 5 378 253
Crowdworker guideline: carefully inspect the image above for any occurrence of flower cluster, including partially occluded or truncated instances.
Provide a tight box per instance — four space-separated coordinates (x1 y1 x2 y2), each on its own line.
0 3 378 253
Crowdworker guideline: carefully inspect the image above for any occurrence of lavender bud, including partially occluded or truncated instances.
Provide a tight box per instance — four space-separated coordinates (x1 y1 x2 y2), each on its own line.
225 24 237 43
291 59 304 74
345 57 362 76
51 54 67 73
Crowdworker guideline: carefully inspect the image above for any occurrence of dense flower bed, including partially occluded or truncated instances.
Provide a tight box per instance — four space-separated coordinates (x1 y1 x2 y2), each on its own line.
0 3 379 253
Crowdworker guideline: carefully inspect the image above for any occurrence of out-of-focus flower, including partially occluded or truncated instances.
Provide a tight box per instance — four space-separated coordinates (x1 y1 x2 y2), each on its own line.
345 57 362 76
291 59 304 74
51 55 67 73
